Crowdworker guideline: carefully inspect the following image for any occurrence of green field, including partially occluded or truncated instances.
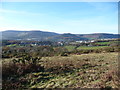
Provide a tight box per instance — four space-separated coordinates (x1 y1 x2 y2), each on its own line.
77 46 109 50
64 45 76 51
95 41 119 45
95 42 111 45
64 45 110 51
64 45 111 52
7 44 17 47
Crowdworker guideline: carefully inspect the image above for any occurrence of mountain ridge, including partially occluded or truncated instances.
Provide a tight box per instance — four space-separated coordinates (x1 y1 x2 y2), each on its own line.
1 30 119 41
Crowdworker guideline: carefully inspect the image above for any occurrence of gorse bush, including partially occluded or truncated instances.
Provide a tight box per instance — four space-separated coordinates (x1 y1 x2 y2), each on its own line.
2 46 69 58
3 56 43 77
2 44 120 60
2 56 44 89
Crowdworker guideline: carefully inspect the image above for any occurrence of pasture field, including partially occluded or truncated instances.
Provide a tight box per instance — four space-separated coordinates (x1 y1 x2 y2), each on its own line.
95 41 119 45
64 45 110 51
64 45 111 51
77 46 109 50
64 46 76 51
95 42 111 45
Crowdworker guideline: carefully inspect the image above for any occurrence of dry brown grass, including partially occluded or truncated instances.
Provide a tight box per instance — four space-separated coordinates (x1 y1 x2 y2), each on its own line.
36 52 119 88
2 52 119 88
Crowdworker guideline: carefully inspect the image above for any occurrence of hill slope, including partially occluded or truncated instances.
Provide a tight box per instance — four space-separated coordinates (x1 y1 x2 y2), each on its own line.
1 30 119 41
78 33 119 40
2 30 59 41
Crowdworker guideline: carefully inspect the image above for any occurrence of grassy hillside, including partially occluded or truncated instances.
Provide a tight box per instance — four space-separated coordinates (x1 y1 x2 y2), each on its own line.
2 52 119 88
30 52 118 88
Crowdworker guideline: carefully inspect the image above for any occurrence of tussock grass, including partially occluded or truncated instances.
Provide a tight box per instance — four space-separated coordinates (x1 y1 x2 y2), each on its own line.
2 52 119 88
30 52 119 88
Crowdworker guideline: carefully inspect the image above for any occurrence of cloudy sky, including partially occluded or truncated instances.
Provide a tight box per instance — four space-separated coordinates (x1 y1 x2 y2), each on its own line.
0 2 118 34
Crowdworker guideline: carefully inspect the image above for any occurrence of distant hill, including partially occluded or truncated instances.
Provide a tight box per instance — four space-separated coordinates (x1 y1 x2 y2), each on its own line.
48 33 88 42
77 33 119 40
1 30 119 41
2 30 59 41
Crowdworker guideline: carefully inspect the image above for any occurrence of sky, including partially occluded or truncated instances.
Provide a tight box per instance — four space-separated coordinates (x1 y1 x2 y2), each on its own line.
0 2 118 34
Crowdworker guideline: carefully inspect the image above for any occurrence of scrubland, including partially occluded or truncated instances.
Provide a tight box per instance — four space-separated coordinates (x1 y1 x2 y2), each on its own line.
2 39 120 89
2 52 119 89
